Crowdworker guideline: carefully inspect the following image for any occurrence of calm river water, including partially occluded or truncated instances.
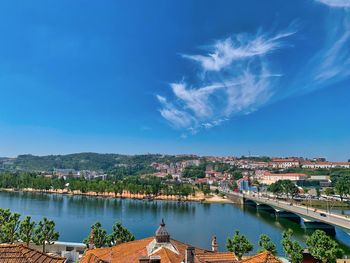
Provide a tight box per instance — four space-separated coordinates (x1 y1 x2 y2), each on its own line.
0 191 349 255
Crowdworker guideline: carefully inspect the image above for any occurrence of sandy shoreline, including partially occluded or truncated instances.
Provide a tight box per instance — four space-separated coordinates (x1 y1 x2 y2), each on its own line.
0 188 234 204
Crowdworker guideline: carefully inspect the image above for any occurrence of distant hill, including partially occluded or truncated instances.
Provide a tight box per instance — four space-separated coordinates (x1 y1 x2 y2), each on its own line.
1 152 198 172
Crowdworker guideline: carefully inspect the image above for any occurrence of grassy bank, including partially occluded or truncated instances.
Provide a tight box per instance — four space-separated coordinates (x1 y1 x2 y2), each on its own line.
298 199 350 208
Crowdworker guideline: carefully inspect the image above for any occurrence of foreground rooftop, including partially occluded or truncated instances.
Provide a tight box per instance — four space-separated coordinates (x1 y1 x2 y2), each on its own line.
0 243 66 263
80 220 281 263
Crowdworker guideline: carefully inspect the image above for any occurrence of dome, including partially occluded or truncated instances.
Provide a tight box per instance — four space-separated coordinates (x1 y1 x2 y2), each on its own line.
155 219 170 243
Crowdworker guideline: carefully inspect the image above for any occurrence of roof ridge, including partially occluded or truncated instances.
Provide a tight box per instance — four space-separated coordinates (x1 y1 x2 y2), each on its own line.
0 243 18 247
0 243 65 263
18 244 66 260
161 247 175 261
241 251 282 263
170 238 209 252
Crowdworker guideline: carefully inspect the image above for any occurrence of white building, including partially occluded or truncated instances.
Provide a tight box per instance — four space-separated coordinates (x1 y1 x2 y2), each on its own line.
258 172 307 185
269 158 300 169
302 162 350 169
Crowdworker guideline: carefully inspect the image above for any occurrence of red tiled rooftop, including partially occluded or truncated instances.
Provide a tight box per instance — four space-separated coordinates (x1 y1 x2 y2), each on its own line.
80 237 210 263
0 243 66 263
241 252 281 263
264 173 306 177
195 252 237 262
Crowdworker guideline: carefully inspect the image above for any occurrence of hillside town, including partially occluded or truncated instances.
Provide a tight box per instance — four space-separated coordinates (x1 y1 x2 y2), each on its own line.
148 156 350 195
2 154 350 200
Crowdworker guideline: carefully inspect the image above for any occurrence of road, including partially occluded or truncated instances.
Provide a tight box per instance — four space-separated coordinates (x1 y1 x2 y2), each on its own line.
222 189 350 233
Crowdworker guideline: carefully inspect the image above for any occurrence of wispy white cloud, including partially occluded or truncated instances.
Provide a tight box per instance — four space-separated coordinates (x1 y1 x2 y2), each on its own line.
156 95 194 129
316 0 350 7
157 28 295 134
182 30 295 72
290 5 350 95
170 82 224 118
157 1 350 136
314 13 350 82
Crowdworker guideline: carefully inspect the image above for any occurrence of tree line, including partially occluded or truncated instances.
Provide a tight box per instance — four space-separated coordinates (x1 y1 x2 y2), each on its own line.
226 228 343 263
267 177 350 201
0 172 202 199
332 175 350 200
0 208 59 252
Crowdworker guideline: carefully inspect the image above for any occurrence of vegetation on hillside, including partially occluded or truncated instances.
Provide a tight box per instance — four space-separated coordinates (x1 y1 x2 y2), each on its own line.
182 165 206 178
2 153 198 172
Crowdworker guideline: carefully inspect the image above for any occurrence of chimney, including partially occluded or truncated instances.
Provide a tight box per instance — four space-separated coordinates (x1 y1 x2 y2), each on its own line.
185 246 195 263
139 256 161 263
150 256 161 262
139 256 150 263
211 236 218 252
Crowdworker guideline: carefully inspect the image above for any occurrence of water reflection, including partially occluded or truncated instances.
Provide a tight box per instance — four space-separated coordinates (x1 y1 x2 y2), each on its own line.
0 191 349 255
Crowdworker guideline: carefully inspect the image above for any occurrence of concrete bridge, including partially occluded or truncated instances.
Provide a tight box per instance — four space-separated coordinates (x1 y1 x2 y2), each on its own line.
222 190 350 235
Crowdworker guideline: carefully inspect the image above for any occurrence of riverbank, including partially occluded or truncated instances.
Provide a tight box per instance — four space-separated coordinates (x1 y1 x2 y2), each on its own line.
298 199 350 208
0 188 234 204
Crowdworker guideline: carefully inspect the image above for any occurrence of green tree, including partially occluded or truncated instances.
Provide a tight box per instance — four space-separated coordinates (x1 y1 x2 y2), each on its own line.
182 165 205 178
324 188 335 196
19 216 36 246
1 212 21 243
226 230 253 260
108 222 135 246
281 229 303 263
258 234 277 255
268 180 298 197
334 175 350 201
33 217 59 252
306 230 343 263
84 222 109 248
0 208 11 242
201 184 211 196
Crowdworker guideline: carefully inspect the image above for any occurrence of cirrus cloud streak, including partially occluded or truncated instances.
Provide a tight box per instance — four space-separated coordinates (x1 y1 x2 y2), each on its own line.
156 0 350 136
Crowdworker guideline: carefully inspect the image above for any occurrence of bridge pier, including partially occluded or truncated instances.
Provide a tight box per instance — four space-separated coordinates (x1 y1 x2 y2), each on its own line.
275 211 301 223
302 219 336 236
243 198 257 207
255 203 276 213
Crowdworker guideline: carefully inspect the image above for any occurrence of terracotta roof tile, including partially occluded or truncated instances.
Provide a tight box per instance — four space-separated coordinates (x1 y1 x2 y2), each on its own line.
0 243 66 263
195 252 237 262
80 237 225 263
241 252 281 263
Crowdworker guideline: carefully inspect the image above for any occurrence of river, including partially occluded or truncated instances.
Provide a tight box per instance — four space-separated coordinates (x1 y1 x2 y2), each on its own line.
0 191 349 256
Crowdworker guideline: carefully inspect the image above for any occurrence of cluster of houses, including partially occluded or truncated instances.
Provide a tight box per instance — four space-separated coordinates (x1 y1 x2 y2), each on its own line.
151 157 350 175
149 157 348 191
49 169 108 181
234 158 350 170
150 159 201 177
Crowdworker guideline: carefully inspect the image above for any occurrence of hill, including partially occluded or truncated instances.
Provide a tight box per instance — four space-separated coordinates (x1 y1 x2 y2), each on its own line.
0 153 198 172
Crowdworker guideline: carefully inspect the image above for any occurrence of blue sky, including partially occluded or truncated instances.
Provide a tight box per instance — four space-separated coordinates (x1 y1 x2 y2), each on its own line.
0 0 350 160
